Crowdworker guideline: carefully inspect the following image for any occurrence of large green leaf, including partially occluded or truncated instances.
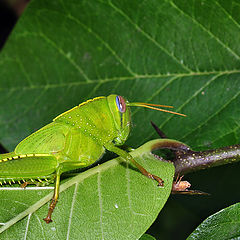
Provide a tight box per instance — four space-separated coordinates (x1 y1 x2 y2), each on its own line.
187 202 240 239
0 140 174 239
0 0 240 239
1 0 239 152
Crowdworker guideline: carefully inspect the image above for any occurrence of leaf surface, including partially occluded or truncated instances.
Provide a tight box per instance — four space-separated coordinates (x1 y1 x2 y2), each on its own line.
188 203 240 239
0 0 239 151
0 140 174 239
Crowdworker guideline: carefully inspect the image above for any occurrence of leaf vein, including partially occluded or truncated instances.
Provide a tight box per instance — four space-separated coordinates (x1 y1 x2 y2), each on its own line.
66 183 79 240
66 14 136 77
159 73 224 130
39 33 91 82
216 1 240 30
24 213 31 240
0 70 240 92
108 0 193 72
4 87 48 126
170 1 240 60
181 82 240 142
97 170 104 239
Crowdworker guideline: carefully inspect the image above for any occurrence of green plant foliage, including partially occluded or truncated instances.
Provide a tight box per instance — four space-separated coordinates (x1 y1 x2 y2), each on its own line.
188 203 240 239
0 0 240 239
0 141 174 239
1 0 239 152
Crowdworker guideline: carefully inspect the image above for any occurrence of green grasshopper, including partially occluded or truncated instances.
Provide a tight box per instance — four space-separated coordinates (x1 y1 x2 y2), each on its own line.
0 95 186 223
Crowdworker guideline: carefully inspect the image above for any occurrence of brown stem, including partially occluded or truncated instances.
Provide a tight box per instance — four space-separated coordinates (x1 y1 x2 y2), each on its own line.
174 144 240 175
151 122 240 176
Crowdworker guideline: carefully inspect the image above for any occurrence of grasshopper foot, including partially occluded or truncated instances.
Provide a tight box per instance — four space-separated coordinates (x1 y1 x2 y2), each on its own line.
43 198 58 224
149 173 164 186
43 216 53 224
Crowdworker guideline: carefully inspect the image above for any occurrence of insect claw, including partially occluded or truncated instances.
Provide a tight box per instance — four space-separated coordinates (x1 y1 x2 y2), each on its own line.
158 181 164 187
151 174 164 187
157 182 163 187
43 216 53 224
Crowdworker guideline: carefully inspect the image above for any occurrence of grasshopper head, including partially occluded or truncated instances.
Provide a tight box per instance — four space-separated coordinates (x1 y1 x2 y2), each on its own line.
107 95 131 145
107 94 186 146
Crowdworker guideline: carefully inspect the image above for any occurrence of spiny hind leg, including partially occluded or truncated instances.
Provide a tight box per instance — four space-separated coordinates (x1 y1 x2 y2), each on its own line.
20 177 54 188
0 178 53 188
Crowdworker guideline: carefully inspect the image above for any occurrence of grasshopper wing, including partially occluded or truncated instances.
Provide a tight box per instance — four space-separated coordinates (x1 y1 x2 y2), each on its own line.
15 122 69 154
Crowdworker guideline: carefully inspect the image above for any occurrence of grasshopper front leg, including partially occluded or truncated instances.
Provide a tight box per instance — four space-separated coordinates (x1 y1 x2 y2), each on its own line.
105 142 163 185
105 139 189 186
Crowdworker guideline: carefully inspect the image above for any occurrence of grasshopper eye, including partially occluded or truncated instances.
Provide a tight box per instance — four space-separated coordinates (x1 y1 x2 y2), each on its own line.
116 96 126 113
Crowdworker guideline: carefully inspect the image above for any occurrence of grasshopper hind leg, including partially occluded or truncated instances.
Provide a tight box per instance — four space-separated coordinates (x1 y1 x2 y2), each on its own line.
20 177 54 188
0 176 54 188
